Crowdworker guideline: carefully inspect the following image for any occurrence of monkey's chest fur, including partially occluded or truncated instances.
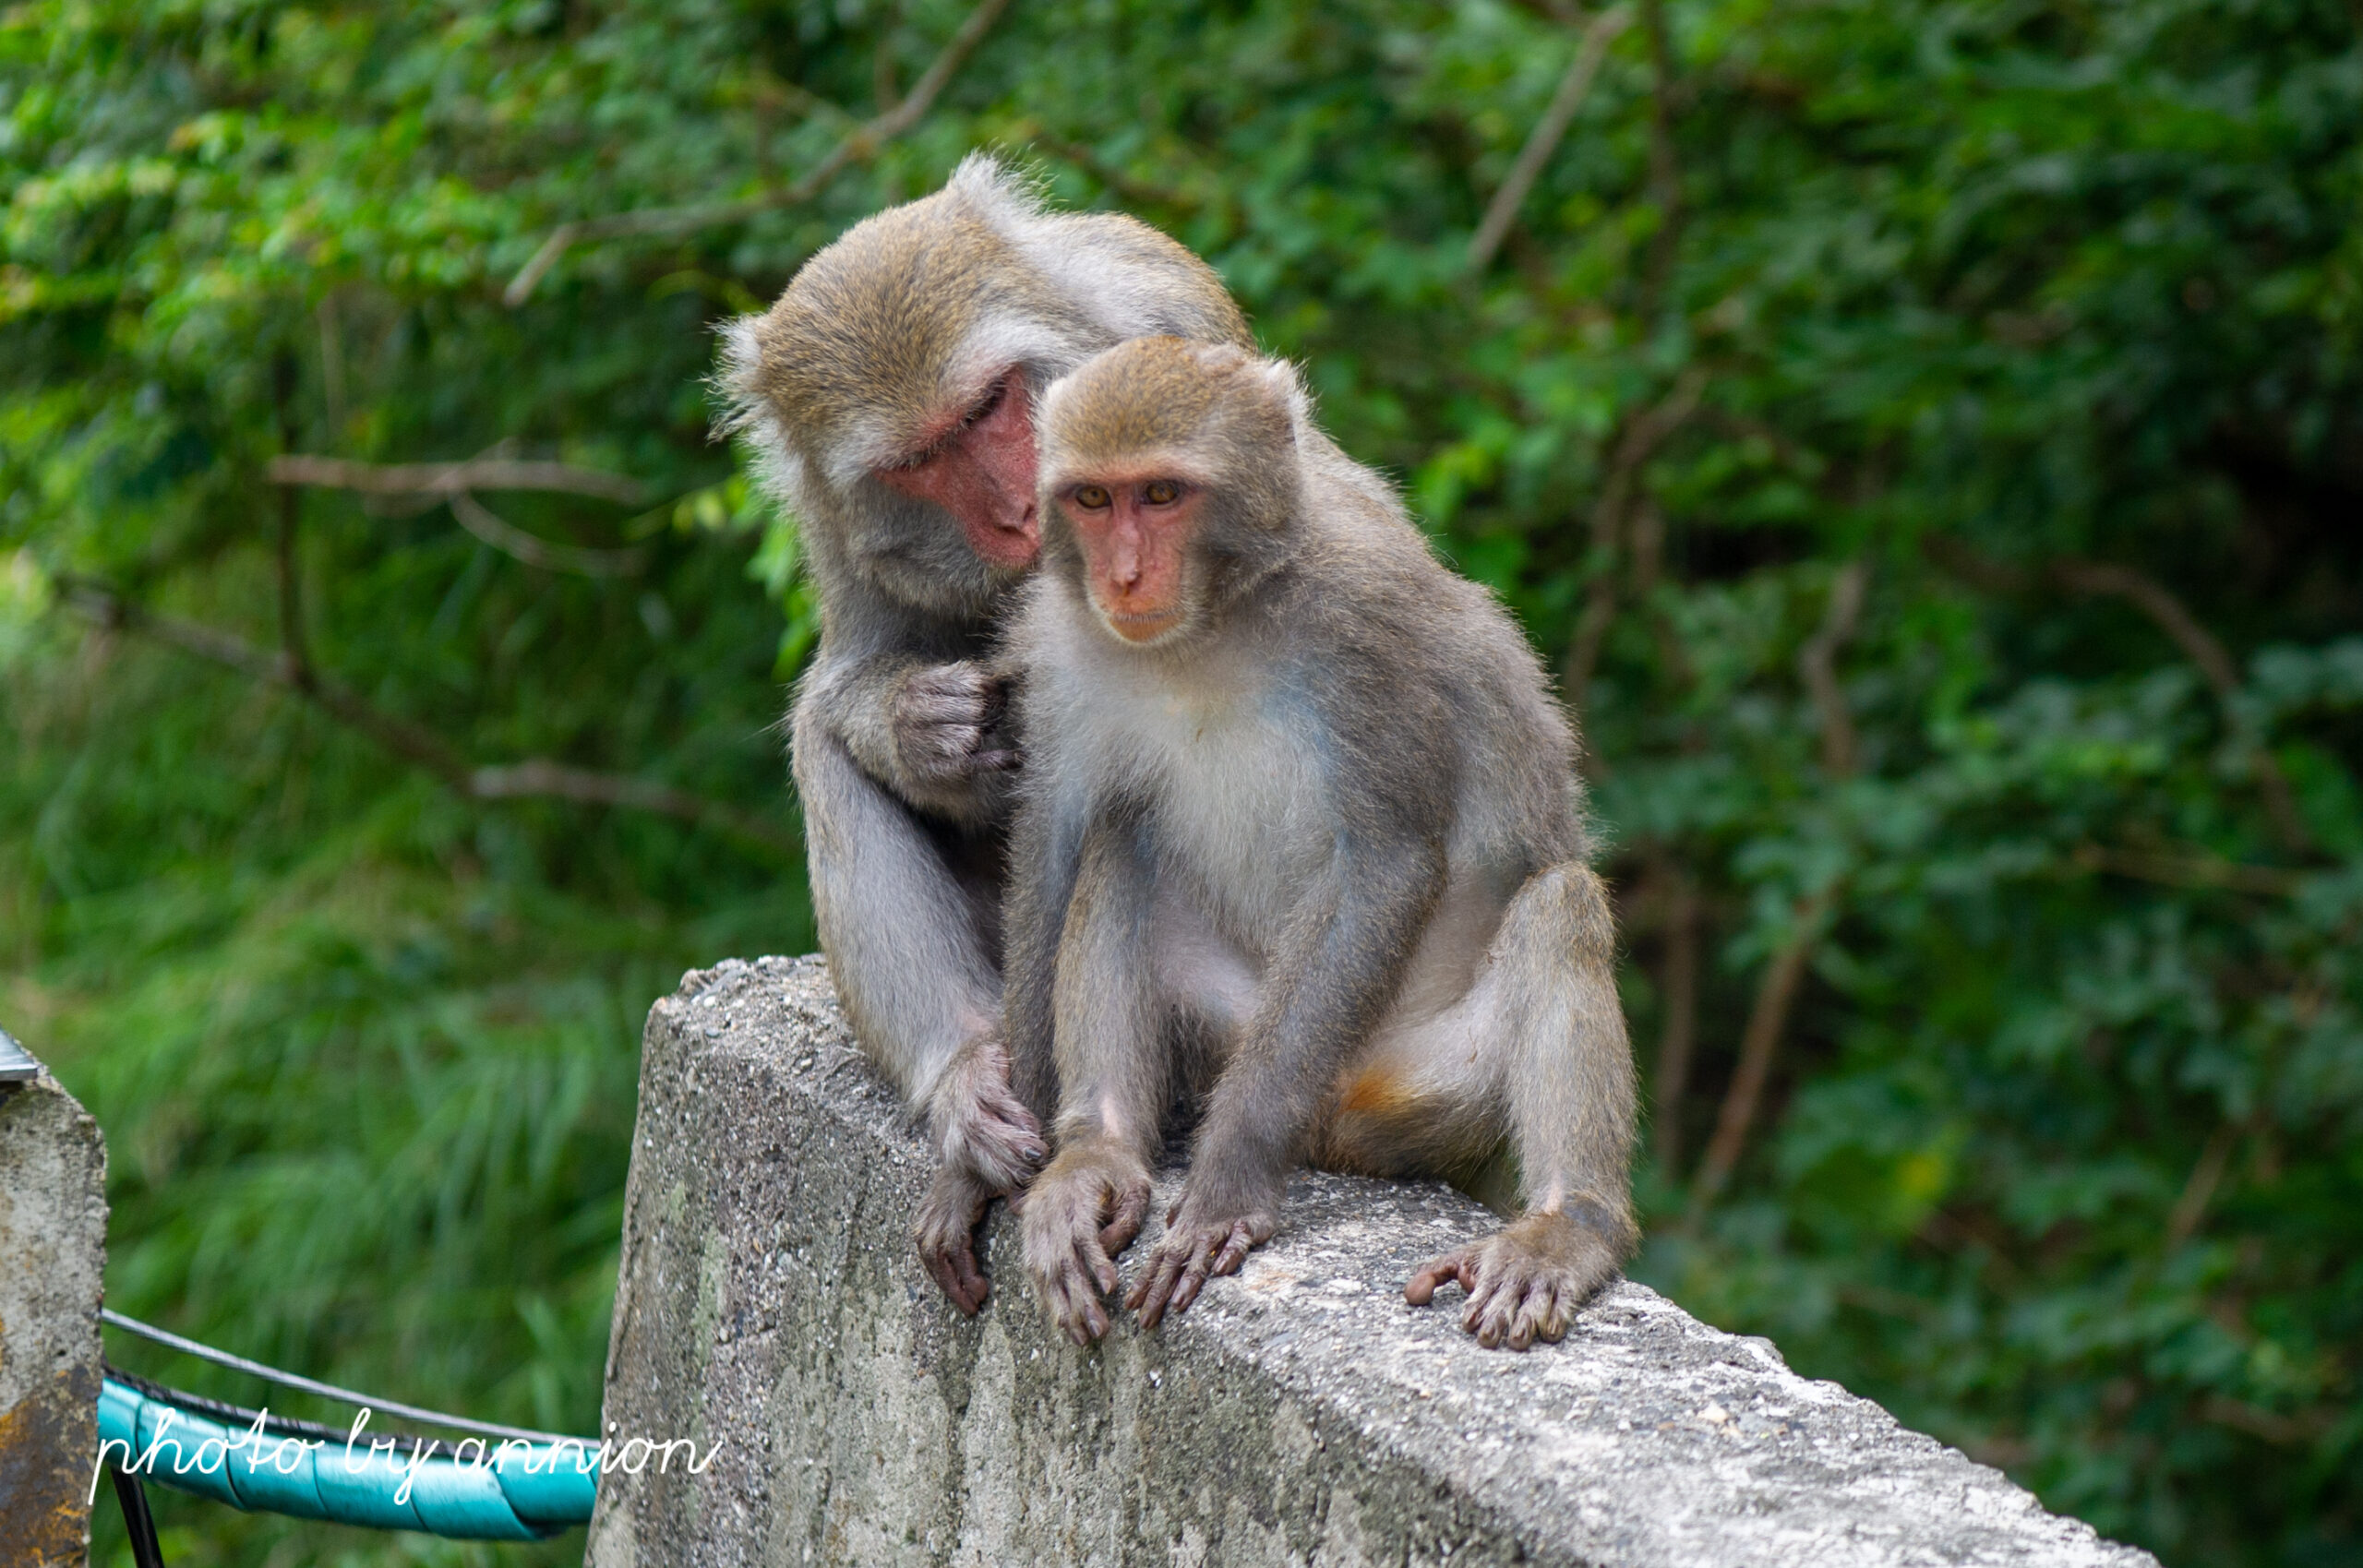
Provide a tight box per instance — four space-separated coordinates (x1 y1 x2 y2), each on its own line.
1067 657 1331 955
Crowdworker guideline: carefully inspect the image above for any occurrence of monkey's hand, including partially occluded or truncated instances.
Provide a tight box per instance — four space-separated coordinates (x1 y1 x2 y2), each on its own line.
893 661 1018 788
926 1034 1044 1196
1021 1144 1152 1347
1126 1191 1277 1332
1403 1205 1627 1351
912 1165 998 1316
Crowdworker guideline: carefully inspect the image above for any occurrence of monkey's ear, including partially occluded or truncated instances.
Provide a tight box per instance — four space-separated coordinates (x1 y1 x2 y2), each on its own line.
1255 357 1312 444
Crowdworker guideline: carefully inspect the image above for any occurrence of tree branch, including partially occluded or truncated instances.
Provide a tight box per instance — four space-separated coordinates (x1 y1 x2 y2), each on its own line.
1636 0 1685 316
503 0 1015 306
269 455 647 505
1561 366 1707 698
58 579 798 859
1926 539 2312 855
448 491 650 577
1687 561 1865 1213
1688 885 1834 1212
1466 5 1633 273
2069 844 2305 898
1797 559 1867 777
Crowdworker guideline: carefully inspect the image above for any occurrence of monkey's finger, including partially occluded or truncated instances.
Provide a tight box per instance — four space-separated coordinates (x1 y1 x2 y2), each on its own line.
1209 1221 1256 1277
1076 1229 1120 1298
1408 1247 1465 1312
1505 1285 1549 1352
1129 1246 1188 1328
1460 1268 1509 1338
1166 1238 1219 1318
1100 1183 1150 1256
1050 1259 1110 1345
1534 1285 1574 1345
922 1237 988 1316
970 748 1022 772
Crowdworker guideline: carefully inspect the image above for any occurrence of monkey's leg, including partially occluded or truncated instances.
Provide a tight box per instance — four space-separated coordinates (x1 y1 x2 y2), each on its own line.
794 719 1041 1313
1402 862 1638 1350
1021 821 1171 1346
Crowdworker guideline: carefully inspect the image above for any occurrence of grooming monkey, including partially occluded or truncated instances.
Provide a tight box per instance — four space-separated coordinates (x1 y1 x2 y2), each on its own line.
1005 338 1637 1351
721 158 1253 1312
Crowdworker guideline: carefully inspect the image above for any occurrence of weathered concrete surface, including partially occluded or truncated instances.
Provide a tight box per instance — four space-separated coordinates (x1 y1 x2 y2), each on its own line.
590 956 2154 1568
0 1051 107 1568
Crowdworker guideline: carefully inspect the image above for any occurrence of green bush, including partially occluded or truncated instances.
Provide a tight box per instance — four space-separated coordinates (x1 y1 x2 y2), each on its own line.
5 2 2357 1562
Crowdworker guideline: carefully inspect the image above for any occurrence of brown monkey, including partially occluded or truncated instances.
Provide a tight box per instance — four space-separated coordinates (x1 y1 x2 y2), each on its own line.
1004 337 1637 1351
720 159 1253 1313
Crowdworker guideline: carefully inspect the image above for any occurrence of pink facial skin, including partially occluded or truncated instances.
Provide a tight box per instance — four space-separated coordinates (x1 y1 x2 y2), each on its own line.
1060 476 1200 643
875 373 1043 570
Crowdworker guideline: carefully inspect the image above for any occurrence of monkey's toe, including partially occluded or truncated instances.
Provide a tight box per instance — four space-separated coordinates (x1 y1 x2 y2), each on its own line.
1128 1214 1268 1329
1022 1154 1146 1347
912 1168 995 1316
1408 1217 1615 1351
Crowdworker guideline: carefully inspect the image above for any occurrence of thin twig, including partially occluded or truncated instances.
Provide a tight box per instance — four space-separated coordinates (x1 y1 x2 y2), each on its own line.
503 0 1015 306
2049 557 2237 696
59 579 798 858
1637 0 1685 315
2166 1120 2240 1247
1796 559 1867 776
1466 5 1634 273
1927 539 2312 856
449 491 649 576
2069 844 2305 898
1689 886 1833 1211
270 455 646 505
1562 366 1707 697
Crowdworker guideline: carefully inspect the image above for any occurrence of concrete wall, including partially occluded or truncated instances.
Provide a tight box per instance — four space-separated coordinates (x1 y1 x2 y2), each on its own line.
589 956 2156 1568
0 1059 108 1568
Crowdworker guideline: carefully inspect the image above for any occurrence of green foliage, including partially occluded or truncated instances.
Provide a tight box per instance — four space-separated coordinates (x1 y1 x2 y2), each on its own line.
5 1 2357 1563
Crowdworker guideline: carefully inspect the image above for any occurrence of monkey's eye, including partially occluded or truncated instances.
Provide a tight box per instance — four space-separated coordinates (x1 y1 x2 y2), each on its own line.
961 379 1006 428
1142 479 1182 506
1071 484 1112 509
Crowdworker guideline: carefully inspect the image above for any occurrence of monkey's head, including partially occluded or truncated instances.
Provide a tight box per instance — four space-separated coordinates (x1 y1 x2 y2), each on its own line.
1037 337 1306 649
723 158 1110 592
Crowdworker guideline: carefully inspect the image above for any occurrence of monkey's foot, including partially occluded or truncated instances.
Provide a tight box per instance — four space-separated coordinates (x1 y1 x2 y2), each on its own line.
1404 1207 1625 1351
912 1166 996 1315
928 1035 1045 1194
894 661 1018 785
1126 1199 1277 1332
1021 1147 1151 1347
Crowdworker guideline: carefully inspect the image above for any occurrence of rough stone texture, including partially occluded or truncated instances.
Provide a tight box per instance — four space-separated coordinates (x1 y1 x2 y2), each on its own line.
0 1066 108 1568
590 956 2155 1568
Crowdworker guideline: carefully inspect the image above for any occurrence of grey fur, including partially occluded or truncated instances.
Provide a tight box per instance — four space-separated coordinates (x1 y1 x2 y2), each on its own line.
719 159 1252 1311
1002 339 1638 1351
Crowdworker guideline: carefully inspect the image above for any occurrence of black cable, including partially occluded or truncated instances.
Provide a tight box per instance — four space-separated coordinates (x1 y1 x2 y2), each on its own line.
104 1363 451 1457
101 1310 583 1445
109 1462 165 1568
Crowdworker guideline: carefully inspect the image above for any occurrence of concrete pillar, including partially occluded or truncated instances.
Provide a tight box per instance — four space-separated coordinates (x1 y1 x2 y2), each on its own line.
0 1030 108 1568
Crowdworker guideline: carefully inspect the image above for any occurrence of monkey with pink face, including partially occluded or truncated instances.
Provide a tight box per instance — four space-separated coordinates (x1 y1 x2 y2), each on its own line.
723 160 1253 1314
1005 337 1638 1351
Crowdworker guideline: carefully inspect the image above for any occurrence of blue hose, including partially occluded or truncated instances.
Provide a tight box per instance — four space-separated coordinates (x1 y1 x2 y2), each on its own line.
98 1376 598 1539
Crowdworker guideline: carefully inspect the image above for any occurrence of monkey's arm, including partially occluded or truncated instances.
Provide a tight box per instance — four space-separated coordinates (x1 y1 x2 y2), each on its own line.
1017 805 1173 1345
1129 835 1447 1327
997 778 1092 1125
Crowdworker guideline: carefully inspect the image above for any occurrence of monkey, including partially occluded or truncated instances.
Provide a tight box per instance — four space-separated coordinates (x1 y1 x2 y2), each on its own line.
719 158 1253 1314
1001 336 1638 1352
